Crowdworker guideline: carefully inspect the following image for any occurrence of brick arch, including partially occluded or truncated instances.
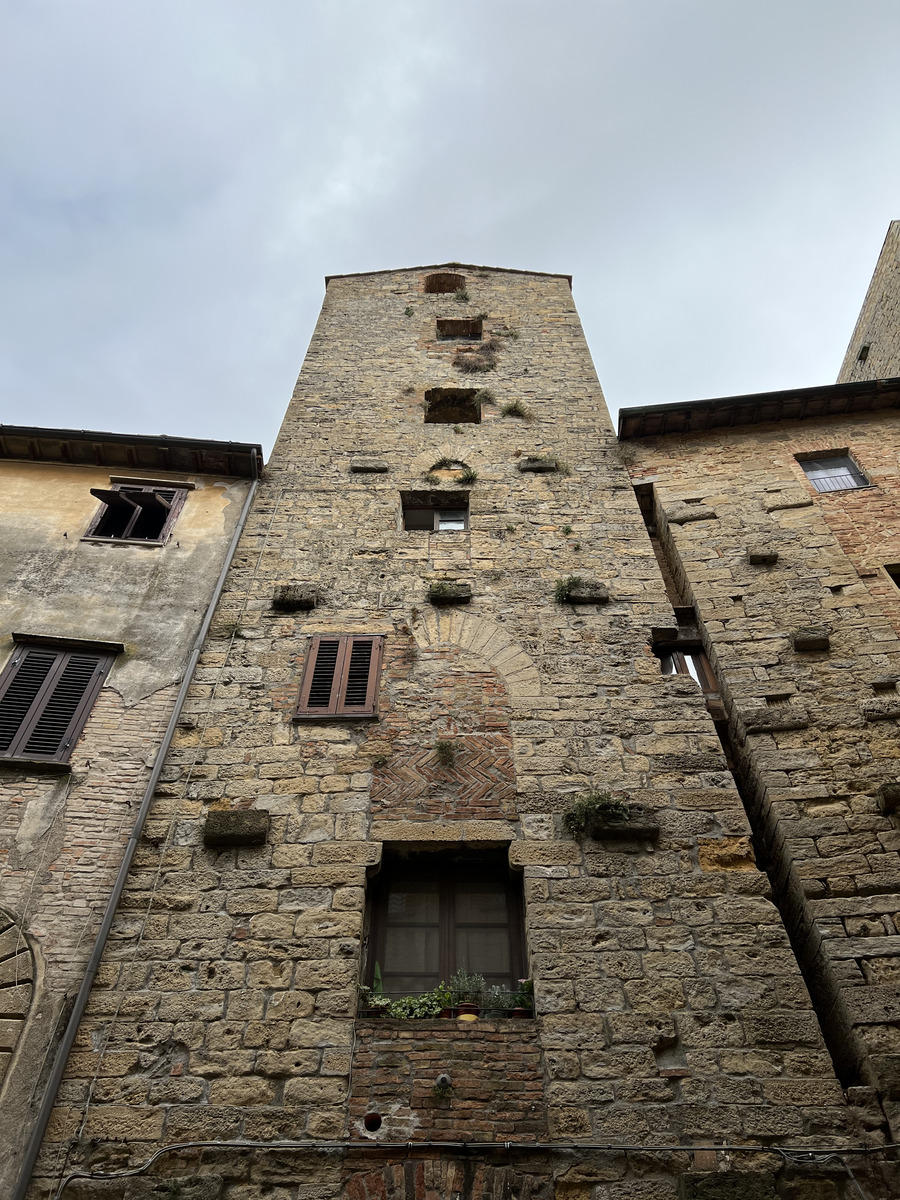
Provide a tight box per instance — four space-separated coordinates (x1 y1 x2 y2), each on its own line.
412 610 541 697
0 908 36 1093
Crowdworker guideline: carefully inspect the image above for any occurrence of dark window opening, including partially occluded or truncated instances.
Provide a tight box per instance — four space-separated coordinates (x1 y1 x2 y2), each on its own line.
797 454 869 493
367 848 525 996
436 318 482 341
85 485 187 543
885 565 900 591
857 344 870 362
424 272 465 294
424 388 480 424
0 644 113 763
295 634 384 720
402 491 469 532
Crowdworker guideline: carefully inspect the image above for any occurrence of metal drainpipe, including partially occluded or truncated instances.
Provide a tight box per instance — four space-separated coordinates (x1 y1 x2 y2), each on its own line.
13 455 260 1200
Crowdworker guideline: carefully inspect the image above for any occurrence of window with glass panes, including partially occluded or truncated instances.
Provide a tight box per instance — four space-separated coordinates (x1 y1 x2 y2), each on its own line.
797 455 868 493
367 851 525 997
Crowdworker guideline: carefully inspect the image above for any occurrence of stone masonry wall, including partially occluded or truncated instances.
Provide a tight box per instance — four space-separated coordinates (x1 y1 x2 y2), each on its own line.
838 221 900 384
29 267 891 1198
626 409 900 1140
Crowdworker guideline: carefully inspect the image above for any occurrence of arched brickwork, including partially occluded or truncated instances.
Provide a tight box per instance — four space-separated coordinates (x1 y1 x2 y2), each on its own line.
411 610 542 697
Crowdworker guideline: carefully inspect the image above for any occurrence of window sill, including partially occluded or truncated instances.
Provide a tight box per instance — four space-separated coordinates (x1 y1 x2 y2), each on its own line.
0 758 71 774
356 1016 536 1029
81 537 166 547
293 713 379 723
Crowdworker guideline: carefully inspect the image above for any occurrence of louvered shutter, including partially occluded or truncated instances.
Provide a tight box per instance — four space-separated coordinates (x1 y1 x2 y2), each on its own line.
295 635 383 718
0 646 113 762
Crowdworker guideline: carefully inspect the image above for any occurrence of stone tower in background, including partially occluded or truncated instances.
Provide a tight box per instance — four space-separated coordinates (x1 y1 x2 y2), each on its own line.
22 263 894 1199
838 221 900 383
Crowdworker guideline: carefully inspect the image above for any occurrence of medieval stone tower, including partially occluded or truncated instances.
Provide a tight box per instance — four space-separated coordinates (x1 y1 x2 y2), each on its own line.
19 264 899 1198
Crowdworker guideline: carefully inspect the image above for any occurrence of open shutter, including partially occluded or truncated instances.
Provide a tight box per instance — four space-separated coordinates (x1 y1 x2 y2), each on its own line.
0 646 112 762
295 635 383 719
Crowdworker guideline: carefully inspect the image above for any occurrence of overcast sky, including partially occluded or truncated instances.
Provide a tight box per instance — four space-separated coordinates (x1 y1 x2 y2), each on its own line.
2 1 899 454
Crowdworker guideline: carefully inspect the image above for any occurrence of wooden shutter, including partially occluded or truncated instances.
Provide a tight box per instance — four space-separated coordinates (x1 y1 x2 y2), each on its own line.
0 645 113 762
295 635 383 719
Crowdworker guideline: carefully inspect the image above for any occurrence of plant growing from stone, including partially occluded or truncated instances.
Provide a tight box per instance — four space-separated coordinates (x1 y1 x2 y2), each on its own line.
563 791 630 838
500 399 533 421
435 739 455 767
554 576 583 603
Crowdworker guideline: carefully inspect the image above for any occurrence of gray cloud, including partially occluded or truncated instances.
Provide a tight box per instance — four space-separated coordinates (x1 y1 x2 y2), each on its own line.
2 1 899 451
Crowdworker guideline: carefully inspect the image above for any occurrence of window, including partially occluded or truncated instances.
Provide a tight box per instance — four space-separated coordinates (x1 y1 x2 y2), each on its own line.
424 388 480 424
436 318 482 341
798 455 869 493
402 492 469 532
84 484 187 543
424 272 465 294
367 849 525 996
295 634 384 719
885 565 900 592
0 643 113 763
657 645 718 693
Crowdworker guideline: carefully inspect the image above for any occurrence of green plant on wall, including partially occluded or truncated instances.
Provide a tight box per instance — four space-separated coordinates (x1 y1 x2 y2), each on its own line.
563 791 630 838
435 739 455 767
554 576 583 603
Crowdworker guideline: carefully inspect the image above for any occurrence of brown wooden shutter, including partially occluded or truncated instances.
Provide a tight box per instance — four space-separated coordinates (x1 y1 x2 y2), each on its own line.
0 646 113 762
295 635 383 719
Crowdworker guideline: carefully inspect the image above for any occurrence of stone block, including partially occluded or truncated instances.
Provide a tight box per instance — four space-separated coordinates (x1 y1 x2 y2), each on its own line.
747 548 779 565
678 1172 777 1199
877 783 900 815
203 810 269 847
791 626 830 652
350 459 389 473
666 501 718 524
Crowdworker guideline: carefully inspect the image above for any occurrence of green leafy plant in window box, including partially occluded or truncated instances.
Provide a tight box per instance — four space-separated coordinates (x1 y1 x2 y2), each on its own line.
450 969 485 1019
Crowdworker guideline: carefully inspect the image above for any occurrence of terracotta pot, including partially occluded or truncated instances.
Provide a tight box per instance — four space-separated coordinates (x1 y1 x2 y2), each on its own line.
439 1007 455 1019
511 1007 530 1018
456 1001 479 1021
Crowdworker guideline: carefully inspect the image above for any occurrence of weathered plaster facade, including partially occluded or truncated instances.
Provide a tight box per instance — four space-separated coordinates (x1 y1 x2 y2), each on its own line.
0 431 260 1196
22 268 897 1199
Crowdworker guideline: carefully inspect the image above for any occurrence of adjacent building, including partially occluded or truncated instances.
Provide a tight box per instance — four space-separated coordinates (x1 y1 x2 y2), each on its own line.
0 427 261 1196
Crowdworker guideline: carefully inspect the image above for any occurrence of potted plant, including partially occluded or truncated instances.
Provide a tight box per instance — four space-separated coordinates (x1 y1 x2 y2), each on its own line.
450 969 485 1021
434 980 455 1018
481 984 510 1019
511 978 534 1018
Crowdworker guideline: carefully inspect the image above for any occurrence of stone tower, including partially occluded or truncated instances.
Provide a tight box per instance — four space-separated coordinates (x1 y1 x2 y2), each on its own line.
23 266 893 1198
838 220 900 382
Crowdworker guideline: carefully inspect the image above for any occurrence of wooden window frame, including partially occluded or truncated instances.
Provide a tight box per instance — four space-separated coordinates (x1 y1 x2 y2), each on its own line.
294 634 384 720
0 644 114 763
657 645 718 693
83 483 188 545
366 853 526 996
403 503 470 532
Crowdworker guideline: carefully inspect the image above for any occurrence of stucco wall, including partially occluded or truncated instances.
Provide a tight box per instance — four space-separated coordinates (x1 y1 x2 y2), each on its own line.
0 463 252 1195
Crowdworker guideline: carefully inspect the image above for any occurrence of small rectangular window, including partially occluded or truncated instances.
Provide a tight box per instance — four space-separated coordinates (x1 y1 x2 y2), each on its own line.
424 388 481 425
885 565 900 591
402 493 469 532
798 455 869 493
0 644 113 762
436 318 482 341
295 635 384 719
84 484 187 543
